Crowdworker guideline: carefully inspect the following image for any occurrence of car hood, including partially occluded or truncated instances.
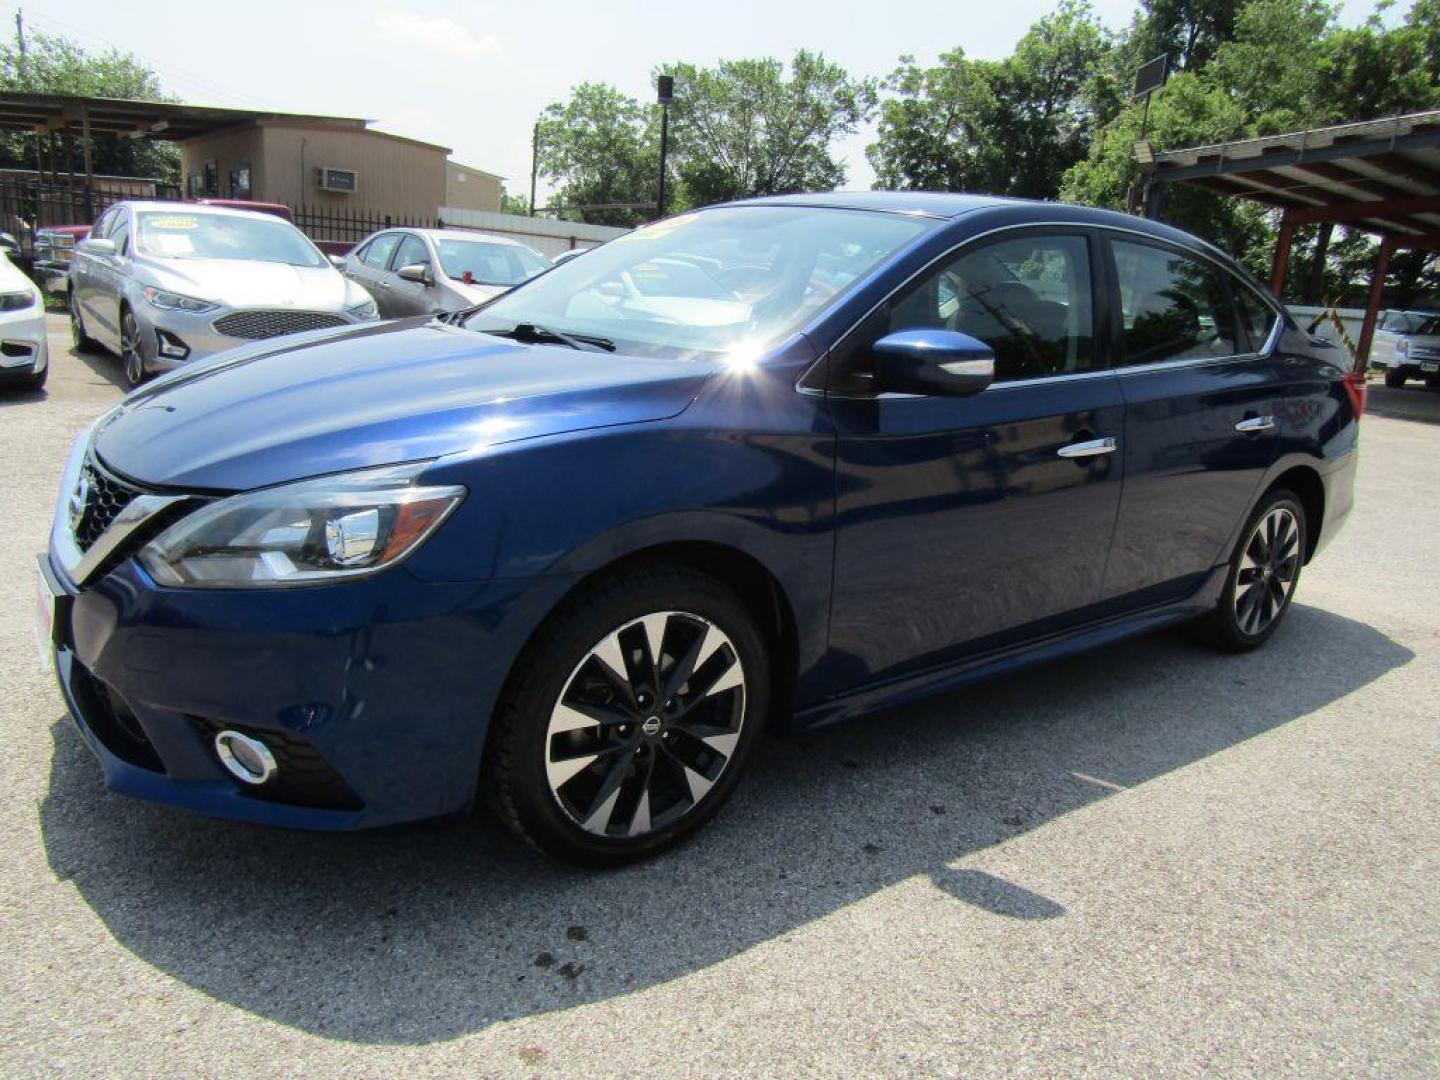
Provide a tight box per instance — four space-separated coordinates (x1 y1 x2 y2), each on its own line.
142 256 353 310
93 319 712 491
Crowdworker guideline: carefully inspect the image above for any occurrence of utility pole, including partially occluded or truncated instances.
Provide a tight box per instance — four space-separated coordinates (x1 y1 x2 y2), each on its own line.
529 122 538 217
656 75 674 220
14 8 26 76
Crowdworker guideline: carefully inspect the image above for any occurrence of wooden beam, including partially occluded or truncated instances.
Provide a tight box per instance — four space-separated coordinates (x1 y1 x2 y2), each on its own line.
1271 217 1296 297
1355 236 1397 366
1367 152 1440 192
1282 194 1440 226
1285 160 1411 199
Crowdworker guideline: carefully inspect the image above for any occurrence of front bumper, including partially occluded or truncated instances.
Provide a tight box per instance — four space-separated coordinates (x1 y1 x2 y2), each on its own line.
133 303 377 373
41 546 574 830
0 304 48 379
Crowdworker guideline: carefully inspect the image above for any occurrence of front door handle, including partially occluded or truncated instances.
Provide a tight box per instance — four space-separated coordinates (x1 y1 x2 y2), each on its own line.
1235 415 1276 433
1057 436 1117 459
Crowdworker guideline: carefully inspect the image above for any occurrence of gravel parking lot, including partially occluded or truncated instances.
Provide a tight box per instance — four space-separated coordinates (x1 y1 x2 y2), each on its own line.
2 313 1436 1077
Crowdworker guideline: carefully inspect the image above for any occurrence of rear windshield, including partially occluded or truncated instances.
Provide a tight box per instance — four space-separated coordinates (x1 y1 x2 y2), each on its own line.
135 212 324 268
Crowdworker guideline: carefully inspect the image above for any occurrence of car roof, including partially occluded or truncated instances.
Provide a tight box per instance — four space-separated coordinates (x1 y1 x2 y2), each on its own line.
382 227 533 248
726 191 1020 218
115 200 296 222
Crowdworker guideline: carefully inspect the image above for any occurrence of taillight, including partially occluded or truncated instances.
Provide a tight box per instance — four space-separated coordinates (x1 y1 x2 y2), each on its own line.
1342 370 1367 420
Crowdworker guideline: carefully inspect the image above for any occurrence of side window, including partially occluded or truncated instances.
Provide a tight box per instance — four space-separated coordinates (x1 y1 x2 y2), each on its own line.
361 233 401 270
91 208 117 239
1111 240 1239 365
834 231 1097 389
393 234 430 271
1232 281 1278 353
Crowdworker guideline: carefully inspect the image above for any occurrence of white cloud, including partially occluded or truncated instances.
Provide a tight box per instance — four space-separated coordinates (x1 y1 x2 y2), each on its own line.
373 9 502 57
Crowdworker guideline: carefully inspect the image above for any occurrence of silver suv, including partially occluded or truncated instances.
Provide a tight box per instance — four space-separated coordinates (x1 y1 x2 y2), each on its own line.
1371 308 1440 389
69 201 380 387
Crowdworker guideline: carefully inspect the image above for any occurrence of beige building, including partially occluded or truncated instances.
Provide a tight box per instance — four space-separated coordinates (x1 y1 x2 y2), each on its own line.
444 160 504 214
178 115 502 219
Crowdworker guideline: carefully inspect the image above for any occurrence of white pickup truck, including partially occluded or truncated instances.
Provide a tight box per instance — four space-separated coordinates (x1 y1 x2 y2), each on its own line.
1371 309 1440 389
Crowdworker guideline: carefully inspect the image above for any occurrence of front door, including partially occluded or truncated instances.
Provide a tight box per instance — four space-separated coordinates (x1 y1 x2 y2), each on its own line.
1099 236 1283 606
386 233 439 317
827 228 1125 689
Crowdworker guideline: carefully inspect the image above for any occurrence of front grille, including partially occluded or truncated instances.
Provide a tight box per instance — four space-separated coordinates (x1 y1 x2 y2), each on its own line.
213 309 348 340
190 719 365 811
1409 346 1438 361
71 457 145 552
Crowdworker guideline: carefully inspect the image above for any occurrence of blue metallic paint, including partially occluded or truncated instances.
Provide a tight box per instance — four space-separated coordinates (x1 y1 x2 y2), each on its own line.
46 193 1359 830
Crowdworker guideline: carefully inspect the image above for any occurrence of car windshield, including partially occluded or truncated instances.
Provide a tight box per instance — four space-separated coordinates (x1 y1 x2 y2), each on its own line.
437 239 549 286
465 205 937 359
135 211 325 268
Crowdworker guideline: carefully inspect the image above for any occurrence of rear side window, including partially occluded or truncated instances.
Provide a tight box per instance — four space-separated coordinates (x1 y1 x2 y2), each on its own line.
874 232 1097 382
1111 240 1239 365
1233 283 1278 352
361 233 401 270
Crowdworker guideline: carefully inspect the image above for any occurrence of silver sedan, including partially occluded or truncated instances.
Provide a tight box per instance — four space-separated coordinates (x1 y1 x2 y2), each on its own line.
69 201 380 387
342 227 550 318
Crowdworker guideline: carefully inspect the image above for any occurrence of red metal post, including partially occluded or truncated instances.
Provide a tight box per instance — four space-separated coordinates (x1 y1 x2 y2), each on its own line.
1354 235 1397 370
1270 215 1295 297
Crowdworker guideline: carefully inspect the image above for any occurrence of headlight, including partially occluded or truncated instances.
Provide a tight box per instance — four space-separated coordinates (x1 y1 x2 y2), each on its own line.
347 298 379 320
138 462 465 589
0 289 36 311
1397 338 1409 355
142 287 217 313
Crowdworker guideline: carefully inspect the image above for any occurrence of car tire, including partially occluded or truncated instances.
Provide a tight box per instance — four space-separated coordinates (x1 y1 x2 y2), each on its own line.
1208 488 1308 653
19 363 48 391
1426 375 1440 391
1383 367 1406 388
485 562 770 867
70 294 100 354
119 307 146 388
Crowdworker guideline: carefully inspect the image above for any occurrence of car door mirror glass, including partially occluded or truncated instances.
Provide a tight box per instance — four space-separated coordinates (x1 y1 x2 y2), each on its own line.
328 254 346 269
78 237 117 257
396 262 431 285
871 329 995 396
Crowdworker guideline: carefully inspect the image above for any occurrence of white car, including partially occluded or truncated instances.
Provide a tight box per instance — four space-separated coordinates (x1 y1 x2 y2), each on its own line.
0 250 48 392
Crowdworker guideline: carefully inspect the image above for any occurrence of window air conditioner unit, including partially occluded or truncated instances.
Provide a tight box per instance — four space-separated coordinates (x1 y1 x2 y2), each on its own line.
316 167 358 193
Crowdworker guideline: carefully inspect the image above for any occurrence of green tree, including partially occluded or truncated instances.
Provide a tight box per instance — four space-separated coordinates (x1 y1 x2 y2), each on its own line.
535 82 659 227
0 29 179 180
499 190 530 216
868 2 1112 199
663 51 876 206
1122 0 1244 71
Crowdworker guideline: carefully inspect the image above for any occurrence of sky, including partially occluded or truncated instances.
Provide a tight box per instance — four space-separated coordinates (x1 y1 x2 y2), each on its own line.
13 0 1380 204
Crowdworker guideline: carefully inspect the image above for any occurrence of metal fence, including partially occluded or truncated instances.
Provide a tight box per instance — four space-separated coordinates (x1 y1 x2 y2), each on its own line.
292 205 441 249
0 177 179 241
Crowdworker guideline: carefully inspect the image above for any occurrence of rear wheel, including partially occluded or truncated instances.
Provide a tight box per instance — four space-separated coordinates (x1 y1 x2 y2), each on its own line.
485 563 769 867
1383 367 1406 388
119 308 146 387
1209 489 1307 652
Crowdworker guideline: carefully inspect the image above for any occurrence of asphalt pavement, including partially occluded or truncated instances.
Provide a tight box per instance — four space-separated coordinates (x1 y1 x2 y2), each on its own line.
1 314 1436 1077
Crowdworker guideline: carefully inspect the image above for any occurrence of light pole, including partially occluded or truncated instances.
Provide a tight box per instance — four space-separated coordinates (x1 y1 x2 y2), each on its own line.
529 122 539 217
656 75 674 220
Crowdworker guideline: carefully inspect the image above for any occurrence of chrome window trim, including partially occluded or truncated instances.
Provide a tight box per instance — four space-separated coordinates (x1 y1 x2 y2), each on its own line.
802 217 1284 398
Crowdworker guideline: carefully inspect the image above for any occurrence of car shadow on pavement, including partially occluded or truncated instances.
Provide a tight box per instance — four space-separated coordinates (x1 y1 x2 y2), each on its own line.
1366 383 1440 426
39 603 1411 1044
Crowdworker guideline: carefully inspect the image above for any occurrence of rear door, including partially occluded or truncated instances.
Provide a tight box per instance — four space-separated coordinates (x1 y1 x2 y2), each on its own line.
1100 234 1283 606
827 227 1126 687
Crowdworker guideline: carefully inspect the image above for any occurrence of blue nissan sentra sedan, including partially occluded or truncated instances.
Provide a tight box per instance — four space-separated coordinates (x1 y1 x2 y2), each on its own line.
38 193 1361 866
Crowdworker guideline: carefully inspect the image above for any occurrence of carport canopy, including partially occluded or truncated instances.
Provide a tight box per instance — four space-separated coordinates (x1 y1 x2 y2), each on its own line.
1141 109 1440 366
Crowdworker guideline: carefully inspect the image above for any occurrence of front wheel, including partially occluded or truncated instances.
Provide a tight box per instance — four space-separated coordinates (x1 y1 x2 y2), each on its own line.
119 308 146 387
1383 367 1406 388
1209 489 1308 652
70 293 100 353
485 564 770 867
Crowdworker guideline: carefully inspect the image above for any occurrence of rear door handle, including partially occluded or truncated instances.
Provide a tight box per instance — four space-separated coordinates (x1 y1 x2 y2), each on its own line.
1057 436 1117 459
1235 415 1276 433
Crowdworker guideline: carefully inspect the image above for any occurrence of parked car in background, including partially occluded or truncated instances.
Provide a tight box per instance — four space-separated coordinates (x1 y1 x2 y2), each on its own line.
1369 308 1440 388
343 227 550 317
32 225 91 295
40 193 1360 867
0 249 48 391
551 246 591 266
68 201 380 387
195 198 294 221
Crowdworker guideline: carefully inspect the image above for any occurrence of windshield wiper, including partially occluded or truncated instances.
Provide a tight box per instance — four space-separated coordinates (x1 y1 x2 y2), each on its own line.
484 322 615 353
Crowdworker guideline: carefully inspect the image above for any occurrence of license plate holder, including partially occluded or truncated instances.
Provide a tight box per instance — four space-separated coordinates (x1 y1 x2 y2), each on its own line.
1421 361 1438 373
34 555 71 671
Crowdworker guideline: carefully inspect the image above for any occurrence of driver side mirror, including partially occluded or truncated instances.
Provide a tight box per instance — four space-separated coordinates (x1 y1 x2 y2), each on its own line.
397 262 432 286
78 237 117 257
871 329 995 396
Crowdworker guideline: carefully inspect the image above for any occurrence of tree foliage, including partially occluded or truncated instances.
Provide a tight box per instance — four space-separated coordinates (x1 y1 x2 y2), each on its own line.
868 1 1112 197
0 30 179 180
536 82 659 227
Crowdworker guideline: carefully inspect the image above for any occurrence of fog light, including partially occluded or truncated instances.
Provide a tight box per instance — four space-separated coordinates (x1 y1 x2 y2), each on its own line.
155 329 190 360
214 729 277 784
